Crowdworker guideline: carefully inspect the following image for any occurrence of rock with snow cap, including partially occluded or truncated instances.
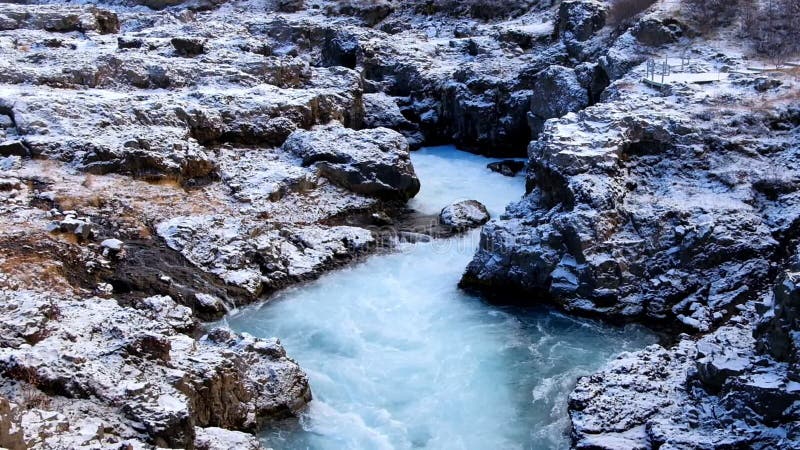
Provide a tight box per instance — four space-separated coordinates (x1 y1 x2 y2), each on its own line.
283 123 421 201
440 200 490 230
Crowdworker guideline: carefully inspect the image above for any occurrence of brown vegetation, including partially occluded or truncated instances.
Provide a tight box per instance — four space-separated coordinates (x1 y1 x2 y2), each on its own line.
607 0 657 25
0 233 96 293
684 0 744 29
741 0 800 62
683 0 800 61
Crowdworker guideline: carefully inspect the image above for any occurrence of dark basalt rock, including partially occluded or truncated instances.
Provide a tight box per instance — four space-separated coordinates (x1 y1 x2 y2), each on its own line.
136 0 192 10
528 65 589 135
171 37 206 57
0 140 29 157
632 17 686 47
756 271 800 364
487 160 525 177
93 8 120 34
463 92 799 331
322 29 359 69
118 37 144 49
440 200 490 230
554 0 607 43
325 0 394 26
277 0 305 13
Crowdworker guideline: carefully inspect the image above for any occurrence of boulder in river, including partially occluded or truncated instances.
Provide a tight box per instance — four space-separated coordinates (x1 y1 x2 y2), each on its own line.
440 200 490 229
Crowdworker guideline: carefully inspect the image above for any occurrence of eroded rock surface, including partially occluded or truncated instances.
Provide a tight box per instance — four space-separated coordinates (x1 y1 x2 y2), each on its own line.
0 290 309 448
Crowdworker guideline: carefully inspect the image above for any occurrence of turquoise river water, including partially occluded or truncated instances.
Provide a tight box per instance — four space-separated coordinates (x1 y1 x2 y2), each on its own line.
226 146 657 450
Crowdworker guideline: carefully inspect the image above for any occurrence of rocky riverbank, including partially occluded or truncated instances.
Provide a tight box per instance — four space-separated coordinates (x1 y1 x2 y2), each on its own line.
1 0 798 448
458 1 800 448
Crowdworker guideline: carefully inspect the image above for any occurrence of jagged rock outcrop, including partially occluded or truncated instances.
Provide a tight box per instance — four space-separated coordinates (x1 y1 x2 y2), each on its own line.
463 78 800 331
554 0 607 57
555 0 607 43
283 123 421 201
452 9 800 445
0 290 310 448
325 0 394 26
570 268 800 449
363 92 424 148
0 3 119 34
757 269 800 366
632 15 688 47
528 65 589 135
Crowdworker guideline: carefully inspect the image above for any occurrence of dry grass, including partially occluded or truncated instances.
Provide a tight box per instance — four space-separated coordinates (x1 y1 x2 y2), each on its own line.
607 0 657 25
684 0 744 31
0 234 81 294
56 192 107 211
741 0 800 62
18 384 51 411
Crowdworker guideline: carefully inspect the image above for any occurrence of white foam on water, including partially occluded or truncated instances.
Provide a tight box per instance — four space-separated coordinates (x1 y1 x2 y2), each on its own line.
226 146 657 450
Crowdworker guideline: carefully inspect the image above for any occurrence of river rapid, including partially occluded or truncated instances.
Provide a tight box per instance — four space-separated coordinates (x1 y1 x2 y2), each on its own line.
226 146 657 450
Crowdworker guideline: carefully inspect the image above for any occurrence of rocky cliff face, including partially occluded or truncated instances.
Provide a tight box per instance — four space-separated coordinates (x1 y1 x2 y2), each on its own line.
458 1 800 447
463 85 798 331
569 265 800 449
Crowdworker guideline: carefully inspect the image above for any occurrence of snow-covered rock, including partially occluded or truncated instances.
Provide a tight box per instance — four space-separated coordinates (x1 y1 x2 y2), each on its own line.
0 290 311 448
157 214 375 297
463 86 797 328
571 291 800 449
283 123 421 201
528 65 589 135
100 238 124 251
440 200 490 229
